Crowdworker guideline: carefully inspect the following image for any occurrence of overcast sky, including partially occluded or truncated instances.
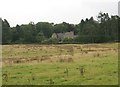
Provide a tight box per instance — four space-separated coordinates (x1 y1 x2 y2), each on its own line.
0 0 119 27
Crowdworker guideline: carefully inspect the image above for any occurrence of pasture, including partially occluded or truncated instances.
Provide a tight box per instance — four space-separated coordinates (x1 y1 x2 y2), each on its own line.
2 43 118 85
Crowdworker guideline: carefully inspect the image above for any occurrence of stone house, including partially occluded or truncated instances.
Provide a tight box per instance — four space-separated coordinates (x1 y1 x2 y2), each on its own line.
51 31 76 40
63 31 74 39
51 33 57 39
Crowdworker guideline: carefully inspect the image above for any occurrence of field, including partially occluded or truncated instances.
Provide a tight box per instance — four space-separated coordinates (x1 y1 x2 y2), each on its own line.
2 43 118 85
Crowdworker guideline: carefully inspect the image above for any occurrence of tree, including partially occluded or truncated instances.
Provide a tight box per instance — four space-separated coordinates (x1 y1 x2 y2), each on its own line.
109 16 119 41
76 17 99 43
2 19 11 44
97 12 111 42
20 22 37 43
53 23 67 33
36 32 45 43
97 12 110 23
2 12 119 44
36 22 53 38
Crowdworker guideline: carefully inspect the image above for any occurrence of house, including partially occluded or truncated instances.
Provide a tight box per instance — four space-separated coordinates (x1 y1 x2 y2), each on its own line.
51 33 57 39
57 33 64 40
51 31 76 40
64 31 74 39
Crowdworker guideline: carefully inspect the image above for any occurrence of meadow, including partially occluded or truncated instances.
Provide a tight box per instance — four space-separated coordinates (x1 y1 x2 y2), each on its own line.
2 43 118 85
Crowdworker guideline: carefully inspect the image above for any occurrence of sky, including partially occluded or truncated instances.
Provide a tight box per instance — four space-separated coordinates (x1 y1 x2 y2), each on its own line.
0 0 119 27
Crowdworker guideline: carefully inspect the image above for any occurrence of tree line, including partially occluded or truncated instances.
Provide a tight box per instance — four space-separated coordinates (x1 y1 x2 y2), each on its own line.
2 12 120 44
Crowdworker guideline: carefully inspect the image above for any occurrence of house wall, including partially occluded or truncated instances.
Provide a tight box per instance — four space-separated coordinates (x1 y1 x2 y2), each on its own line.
51 31 75 40
51 33 57 39
63 31 74 39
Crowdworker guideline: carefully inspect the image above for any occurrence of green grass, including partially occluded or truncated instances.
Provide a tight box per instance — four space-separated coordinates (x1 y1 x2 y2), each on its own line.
2 43 118 85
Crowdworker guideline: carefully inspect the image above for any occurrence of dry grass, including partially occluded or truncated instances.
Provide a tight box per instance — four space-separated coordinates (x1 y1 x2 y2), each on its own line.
2 43 118 85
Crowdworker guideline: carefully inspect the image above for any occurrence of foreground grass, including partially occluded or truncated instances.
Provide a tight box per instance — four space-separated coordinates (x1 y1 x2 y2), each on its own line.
2 43 118 85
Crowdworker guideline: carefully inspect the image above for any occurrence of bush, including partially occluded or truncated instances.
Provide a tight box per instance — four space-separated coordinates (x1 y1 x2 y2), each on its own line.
63 38 74 43
42 38 59 44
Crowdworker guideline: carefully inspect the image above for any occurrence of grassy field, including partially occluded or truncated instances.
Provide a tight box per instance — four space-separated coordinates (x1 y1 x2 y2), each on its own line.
2 43 118 85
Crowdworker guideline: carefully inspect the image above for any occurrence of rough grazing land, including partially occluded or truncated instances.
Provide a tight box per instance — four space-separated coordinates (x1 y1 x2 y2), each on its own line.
2 43 118 85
